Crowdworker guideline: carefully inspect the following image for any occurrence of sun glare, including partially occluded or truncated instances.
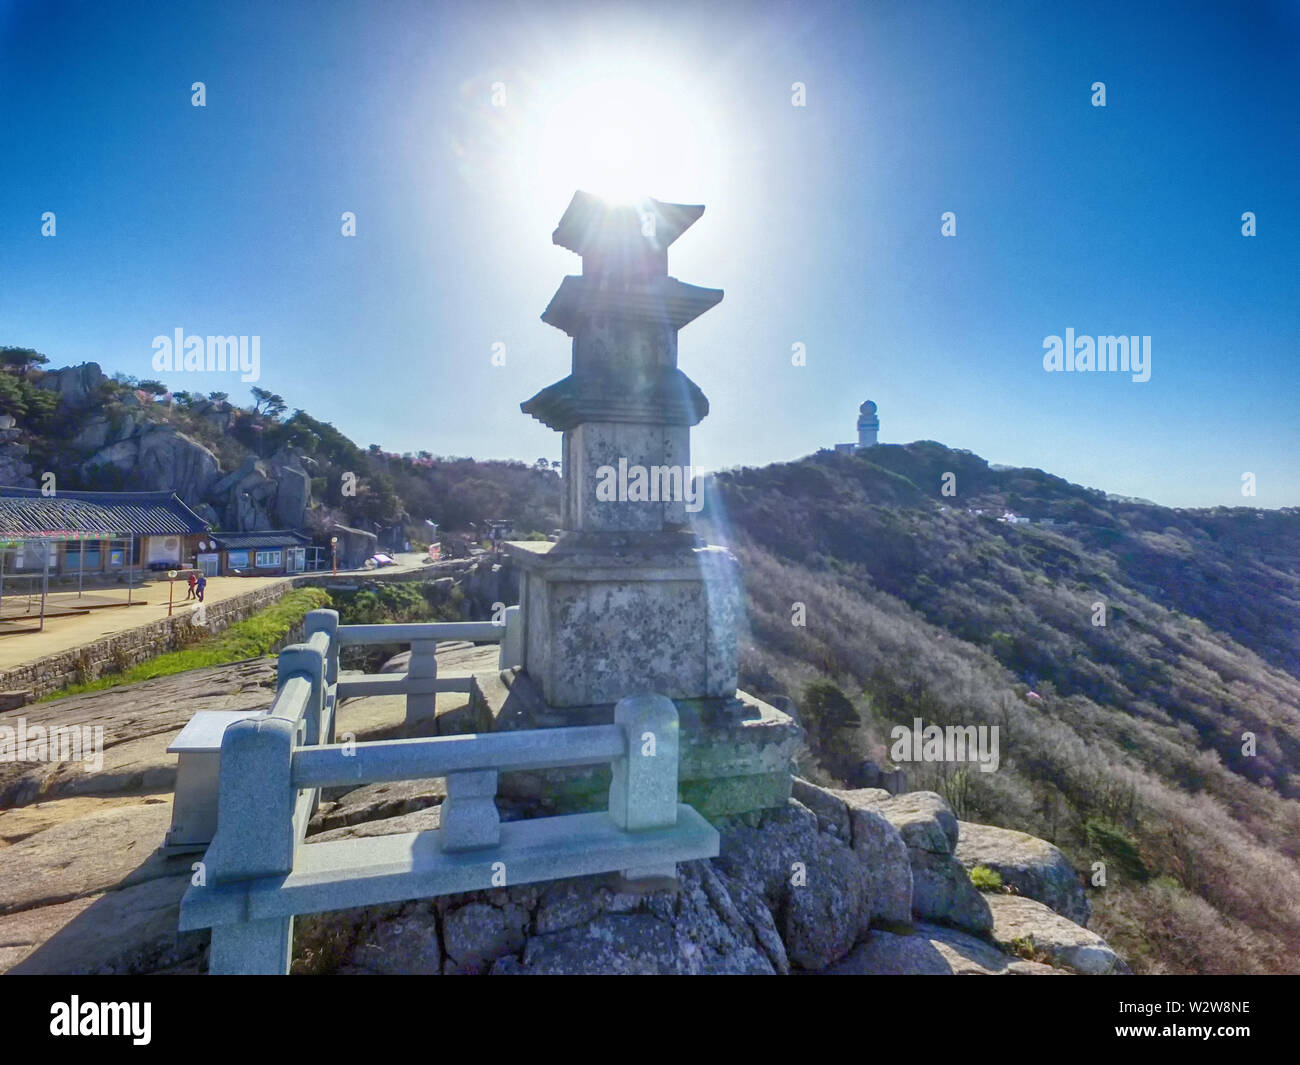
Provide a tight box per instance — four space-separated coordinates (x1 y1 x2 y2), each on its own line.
535 77 705 206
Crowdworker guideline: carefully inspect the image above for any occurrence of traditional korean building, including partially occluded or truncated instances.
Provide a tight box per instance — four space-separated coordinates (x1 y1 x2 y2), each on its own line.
0 487 210 576
208 530 311 576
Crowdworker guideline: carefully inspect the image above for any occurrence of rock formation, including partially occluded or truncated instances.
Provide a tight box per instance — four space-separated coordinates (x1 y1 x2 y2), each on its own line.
0 645 1127 976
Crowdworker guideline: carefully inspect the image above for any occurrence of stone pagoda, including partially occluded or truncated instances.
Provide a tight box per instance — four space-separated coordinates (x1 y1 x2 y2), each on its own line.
482 191 799 820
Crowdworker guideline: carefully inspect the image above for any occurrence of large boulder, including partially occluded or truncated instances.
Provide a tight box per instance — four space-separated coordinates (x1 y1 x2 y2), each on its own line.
823 922 1060 975
854 790 992 935
271 460 311 528
0 438 34 486
83 439 138 476
71 415 112 452
83 426 219 507
866 791 959 854
792 779 912 926
909 849 994 934
210 455 262 499
715 801 869 968
986 894 1128 974
135 426 219 505
331 525 378 568
955 821 1091 926
230 492 272 532
836 792 914 926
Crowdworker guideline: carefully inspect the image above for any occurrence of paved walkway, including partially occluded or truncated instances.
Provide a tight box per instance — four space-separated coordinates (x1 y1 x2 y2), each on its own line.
0 551 437 675
0 574 290 672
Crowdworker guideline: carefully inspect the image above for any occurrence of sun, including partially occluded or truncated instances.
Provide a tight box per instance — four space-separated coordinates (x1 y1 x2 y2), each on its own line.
535 77 706 206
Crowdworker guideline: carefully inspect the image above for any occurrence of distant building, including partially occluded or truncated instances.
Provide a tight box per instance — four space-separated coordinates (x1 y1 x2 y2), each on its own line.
0 487 209 575
834 399 881 452
209 530 311 576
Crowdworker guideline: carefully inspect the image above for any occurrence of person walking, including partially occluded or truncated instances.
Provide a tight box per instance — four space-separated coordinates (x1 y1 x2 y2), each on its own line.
185 571 198 600
195 573 207 603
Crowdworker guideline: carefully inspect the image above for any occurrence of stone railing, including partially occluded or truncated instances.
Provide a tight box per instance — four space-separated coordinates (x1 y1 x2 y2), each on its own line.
174 608 719 974
331 608 522 724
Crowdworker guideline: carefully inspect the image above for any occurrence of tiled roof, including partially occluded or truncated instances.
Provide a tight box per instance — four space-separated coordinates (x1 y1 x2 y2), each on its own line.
0 487 211 538
213 530 310 550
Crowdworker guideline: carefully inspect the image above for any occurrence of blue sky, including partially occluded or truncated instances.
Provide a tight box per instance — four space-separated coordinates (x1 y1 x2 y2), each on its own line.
1 0 1297 508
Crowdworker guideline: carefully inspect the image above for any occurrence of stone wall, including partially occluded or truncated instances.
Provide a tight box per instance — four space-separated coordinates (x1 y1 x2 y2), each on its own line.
0 581 296 699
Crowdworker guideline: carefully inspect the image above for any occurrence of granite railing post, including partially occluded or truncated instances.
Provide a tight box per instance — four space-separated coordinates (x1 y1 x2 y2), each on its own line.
609 694 680 881
307 610 341 743
405 639 438 725
278 644 325 747
202 716 297 975
304 609 340 688
498 604 522 669
440 769 501 851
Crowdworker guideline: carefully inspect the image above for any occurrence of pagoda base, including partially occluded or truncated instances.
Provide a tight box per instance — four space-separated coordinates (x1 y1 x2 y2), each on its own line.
471 666 802 823
505 535 740 708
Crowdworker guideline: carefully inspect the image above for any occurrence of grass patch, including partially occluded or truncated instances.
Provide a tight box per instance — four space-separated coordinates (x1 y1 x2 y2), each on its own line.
968 865 1004 892
40 587 333 700
1008 935 1053 965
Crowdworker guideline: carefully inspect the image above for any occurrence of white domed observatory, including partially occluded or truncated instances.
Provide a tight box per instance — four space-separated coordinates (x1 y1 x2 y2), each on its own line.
857 400 880 448
834 399 881 452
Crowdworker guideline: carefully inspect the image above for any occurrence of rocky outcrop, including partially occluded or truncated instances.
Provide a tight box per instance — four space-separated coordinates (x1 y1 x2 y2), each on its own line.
27 363 312 532
792 779 912 926
716 802 868 969
137 427 219 505
210 457 276 530
184 448 314 532
0 655 1126 977
986 894 1128 974
845 790 993 935
270 455 312 528
955 821 1090 926
83 425 219 507
0 414 35 486
824 922 1060 975
35 362 105 409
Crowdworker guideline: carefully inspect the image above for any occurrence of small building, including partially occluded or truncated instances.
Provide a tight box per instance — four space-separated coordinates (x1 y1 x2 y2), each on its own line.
0 487 210 576
210 530 310 576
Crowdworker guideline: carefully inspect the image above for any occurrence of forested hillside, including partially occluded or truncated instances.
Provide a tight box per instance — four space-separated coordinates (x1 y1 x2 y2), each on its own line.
696 443 1300 973
0 350 562 537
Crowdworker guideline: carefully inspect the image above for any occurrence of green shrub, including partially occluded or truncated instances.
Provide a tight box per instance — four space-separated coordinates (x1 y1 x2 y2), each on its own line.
969 865 1003 891
1085 817 1150 883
